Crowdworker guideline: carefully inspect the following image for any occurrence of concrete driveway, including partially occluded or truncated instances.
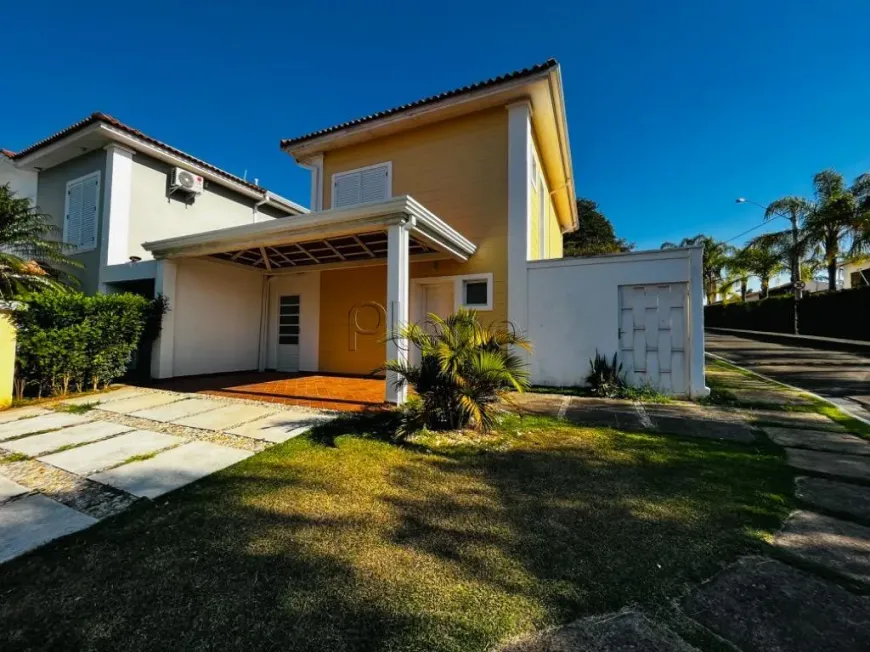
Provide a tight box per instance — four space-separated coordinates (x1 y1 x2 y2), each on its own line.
705 331 870 421
0 387 335 564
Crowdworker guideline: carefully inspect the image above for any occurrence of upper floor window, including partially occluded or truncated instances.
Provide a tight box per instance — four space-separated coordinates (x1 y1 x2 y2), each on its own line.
64 171 100 252
331 162 391 209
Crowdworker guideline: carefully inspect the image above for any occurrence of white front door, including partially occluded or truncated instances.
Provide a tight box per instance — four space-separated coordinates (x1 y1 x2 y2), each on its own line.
277 295 300 372
618 283 689 394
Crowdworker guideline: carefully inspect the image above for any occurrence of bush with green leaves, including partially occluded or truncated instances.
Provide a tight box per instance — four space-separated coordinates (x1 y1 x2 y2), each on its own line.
12 291 167 398
586 351 626 398
384 309 532 433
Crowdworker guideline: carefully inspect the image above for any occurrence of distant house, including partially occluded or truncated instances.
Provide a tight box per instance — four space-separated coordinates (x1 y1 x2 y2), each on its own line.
744 279 829 302
842 258 870 289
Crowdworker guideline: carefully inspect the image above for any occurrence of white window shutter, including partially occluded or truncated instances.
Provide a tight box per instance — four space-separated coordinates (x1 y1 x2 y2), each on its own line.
66 182 83 248
333 173 361 208
360 165 388 203
80 176 99 249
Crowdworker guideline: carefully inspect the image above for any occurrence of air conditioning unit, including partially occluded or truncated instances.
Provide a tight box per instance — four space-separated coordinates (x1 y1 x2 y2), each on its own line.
170 167 204 194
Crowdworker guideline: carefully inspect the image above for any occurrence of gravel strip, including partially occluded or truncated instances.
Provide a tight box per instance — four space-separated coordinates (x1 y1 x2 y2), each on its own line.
0 457 137 519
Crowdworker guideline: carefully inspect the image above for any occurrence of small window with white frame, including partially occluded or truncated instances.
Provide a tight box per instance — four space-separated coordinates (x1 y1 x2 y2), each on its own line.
457 273 493 311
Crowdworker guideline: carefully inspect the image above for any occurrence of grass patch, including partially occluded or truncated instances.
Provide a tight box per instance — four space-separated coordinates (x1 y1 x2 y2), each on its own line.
530 384 589 397
0 413 793 652
120 451 159 465
55 402 99 414
0 452 31 464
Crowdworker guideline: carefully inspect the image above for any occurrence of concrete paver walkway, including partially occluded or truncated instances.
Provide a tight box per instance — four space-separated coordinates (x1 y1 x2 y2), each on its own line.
795 477 870 521
0 386 337 564
765 426 870 456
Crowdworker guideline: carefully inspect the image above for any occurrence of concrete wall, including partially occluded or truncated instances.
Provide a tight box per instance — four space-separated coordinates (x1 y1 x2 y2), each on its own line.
128 153 284 262
267 272 321 372
170 259 262 376
0 158 38 205
36 149 107 294
525 248 707 396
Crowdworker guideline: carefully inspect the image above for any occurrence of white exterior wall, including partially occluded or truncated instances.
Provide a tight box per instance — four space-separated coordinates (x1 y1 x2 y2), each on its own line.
167 259 263 377
266 272 321 372
0 158 38 204
525 247 707 397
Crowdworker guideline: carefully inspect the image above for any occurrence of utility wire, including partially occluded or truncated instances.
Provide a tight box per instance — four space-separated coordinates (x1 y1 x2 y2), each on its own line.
723 214 788 245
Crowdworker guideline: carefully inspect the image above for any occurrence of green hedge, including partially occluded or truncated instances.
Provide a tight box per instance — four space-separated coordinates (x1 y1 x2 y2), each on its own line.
12 292 167 398
705 286 870 341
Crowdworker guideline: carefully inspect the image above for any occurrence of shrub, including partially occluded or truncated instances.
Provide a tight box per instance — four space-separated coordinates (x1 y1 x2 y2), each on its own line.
12 291 166 398
586 351 626 398
384 309 532 433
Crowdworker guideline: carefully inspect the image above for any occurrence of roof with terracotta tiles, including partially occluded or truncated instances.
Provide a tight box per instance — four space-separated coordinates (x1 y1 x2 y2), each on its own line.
280 59 559 150
0 149 14 159
7 112 269 193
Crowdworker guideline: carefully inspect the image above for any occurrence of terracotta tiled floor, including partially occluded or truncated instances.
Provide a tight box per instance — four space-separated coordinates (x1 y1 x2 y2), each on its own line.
152 372 387 412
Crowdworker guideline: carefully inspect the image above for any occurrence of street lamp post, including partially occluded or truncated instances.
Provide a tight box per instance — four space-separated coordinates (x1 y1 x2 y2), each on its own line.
735 198 802 334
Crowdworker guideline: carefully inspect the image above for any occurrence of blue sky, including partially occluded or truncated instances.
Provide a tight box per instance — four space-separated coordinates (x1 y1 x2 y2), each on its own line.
4 0 870 251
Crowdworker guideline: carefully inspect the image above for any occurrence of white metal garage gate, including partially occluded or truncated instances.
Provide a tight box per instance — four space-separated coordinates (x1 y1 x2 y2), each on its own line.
618 283 689 394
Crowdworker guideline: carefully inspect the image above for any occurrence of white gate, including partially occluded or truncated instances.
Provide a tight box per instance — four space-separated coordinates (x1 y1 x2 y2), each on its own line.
618 283 688 394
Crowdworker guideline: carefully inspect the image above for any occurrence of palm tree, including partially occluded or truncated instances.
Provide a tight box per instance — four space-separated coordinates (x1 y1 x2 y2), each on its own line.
724 248 753 301
762 196 813 298
851 173 870 255
803 170 865 290
741 235 787 299
384 309 531 432
661 235 733 303
0 183 80 299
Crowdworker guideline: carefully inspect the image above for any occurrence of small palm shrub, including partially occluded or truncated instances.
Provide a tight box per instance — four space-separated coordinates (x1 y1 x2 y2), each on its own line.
384 309 532 433
587 351 626 398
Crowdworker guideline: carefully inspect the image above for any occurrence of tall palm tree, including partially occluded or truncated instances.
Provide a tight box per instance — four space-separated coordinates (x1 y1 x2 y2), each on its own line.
661 235 733 303
762 196 813 298
803 170 864 290
0 183 80 299
724 248 752 301
741 235 787 299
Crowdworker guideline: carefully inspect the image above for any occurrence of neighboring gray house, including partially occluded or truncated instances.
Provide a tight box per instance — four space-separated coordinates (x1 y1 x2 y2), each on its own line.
1 113 307 296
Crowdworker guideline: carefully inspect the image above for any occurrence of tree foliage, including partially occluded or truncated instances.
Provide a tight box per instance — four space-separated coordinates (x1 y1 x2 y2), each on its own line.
563 198 633 257
0 183 81 299
383 310 531 433
661 234 733 303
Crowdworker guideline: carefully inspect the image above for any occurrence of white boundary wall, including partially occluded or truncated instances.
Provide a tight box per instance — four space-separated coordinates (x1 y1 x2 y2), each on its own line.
525 246 708 397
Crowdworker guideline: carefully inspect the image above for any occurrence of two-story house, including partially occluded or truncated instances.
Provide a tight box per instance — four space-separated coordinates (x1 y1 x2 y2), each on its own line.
1 113 306 298
138 60 707 400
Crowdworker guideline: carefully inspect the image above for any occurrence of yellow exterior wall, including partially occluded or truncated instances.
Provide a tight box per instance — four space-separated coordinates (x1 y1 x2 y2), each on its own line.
0 310 16 408
529 135 563 261
529 180 541 261
317 108 510 374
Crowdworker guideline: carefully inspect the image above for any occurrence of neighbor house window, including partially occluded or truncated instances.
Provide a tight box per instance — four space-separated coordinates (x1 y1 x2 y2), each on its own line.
332 162 391 208
64 171 100 252
458 274 493 310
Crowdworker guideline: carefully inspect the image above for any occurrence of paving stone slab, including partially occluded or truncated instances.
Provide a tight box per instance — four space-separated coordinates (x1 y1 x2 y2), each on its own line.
0 412 90 442
647 414 755 443
60 386 147 406
131 398 225 423
0 493 97 564
90 440 252 499
1 421 133 457
786 448 870 482
774 510 870 585
172 403 277 431
765 426 870 456
0 476 30 503
738 408 845 431
39 430 183 475
0 406 51 424
684 555 870 652
729 388 814 406
498 609 698 651
98 392 185 415
227 411 336 443
795 476 870 521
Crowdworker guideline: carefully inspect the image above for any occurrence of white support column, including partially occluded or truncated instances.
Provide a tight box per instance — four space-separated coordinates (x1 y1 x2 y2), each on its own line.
507 101 533 359
151 259 177 379
688 246 710 397
98 144 135 292
385 218 410 404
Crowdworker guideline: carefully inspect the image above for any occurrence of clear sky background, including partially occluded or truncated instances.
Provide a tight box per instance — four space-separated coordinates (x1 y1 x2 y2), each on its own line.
3 0 870 252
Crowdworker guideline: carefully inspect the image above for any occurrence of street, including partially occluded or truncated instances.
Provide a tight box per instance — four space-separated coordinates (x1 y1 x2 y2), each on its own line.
705 331 870 422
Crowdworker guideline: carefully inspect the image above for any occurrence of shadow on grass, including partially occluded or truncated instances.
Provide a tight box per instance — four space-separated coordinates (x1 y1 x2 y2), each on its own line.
0 413 793 652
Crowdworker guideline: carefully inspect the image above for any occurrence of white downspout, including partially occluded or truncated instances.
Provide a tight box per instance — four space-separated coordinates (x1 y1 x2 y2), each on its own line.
253 194 269 223
257 275 273 371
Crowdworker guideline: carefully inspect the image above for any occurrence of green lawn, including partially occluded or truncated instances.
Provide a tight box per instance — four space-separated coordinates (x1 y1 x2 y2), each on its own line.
0 413 792 652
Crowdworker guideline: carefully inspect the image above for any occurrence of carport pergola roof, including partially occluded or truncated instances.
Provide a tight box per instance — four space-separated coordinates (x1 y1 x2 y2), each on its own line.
143 196 477 271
